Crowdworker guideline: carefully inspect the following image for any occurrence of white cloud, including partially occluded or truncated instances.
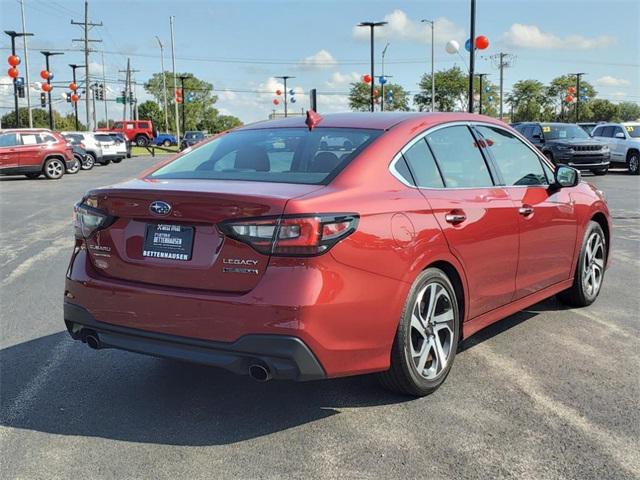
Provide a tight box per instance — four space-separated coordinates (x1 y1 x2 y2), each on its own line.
594 75 631 87
300 49 337 70
326 71 360 88
503 24 615 50
352 10 464 44
88 61 106 76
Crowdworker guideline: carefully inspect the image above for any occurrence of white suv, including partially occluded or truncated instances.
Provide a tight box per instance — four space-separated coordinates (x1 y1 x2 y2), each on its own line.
61 132 106 166
591 123 640 175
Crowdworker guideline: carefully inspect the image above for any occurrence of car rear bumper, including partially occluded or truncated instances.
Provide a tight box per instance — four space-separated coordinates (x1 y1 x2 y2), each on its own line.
64 302 325 381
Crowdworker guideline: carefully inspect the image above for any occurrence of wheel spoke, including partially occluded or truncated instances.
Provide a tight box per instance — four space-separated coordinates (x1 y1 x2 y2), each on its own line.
433 334 446 373
415 338 432 373
432 308 454 324
411 314 427 338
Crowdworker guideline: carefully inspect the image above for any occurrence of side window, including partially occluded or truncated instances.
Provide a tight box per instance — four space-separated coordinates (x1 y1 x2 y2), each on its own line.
393 157 414 185
402 138 444 188
475 125 547 186
521 126 532 138
125 123 134 130
38 133 57 143
112 122 123 129
601 126 613 138
612 126 625 138
532 125 543 138
138 122 150 129
425 125 494 188
0 133 18 147
591 126 602 137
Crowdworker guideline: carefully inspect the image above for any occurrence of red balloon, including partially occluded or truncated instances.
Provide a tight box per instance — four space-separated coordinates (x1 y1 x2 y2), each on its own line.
565 95 574 103
8 55 21 67
567 86 576 94
273 98 280 106
8 67 19 79
71 94 79 102
363 74 372 84
275 89 282 96
42 83 52 92
40 69 49 80
69 82 78 91
475 35 490 50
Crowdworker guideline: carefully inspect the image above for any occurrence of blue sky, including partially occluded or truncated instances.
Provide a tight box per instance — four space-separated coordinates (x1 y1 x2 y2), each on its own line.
1 0 638 124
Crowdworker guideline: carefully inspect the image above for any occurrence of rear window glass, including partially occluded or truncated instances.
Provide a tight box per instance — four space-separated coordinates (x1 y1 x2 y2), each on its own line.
94 134 113 142
150 128 382 184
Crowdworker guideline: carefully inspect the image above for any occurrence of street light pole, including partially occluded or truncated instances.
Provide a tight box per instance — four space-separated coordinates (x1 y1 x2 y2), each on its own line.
571 72 586 123
275 76 295 117
155 36 170 133
4 30 34 128
358 21 388 112
421 19 435 112
69 64 85 130
19 0 34 128
476 73 488 114
468 0 476 113
41 51 64 130
381 43 389 112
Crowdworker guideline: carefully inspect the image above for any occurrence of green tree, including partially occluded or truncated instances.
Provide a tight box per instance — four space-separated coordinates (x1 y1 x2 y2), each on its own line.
138 101 164 130
415 66 468 112
547 75 596 122
586 99 620 122
348 82 409 112
201 111 243 133
616 101 640 121
507 80 552 122
1 107 86 130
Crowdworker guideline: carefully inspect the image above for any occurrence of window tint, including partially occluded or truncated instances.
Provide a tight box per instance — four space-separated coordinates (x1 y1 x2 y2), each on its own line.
476 125 547 186
591 126 603 137
531 125 543 138
402 138 444 188
94 134 113 142
425 126 493 188
520 126 532 138
38 133 57 143
393 157 414 185
0 133 18 147
150 128 382 185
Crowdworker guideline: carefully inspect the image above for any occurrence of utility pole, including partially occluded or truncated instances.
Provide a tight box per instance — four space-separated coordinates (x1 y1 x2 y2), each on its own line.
155 36 170 132
120 58 130 122
119 61 140 121
101 51 108 128
91 83 97 127
69 64 85 130
380 43 389 112
489 52 515 120
421 19 435 112
170 16 180 141
71 0 102 131
358 21 388 112
41 51 63 130
476 73 488 115
4 30 34 128
571 72 586 123
19 0 34 128
275 76 295 117
178 75 190 131
468 0 476 113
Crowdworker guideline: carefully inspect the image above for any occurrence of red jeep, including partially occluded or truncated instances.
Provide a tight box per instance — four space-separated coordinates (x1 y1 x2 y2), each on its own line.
0 129 75 179
98 120 156 147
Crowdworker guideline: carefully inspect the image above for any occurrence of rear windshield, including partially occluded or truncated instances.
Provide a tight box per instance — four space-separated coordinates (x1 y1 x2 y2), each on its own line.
94 134 113 142
150 127 382 184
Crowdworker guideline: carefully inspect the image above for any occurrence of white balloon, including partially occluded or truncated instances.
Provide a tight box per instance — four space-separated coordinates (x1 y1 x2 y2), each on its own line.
445 40 460 55
60 92 68 99
33 81 42 91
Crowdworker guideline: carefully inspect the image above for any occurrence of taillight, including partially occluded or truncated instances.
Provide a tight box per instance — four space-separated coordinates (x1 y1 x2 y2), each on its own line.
74 202 116 239
219 214 358 256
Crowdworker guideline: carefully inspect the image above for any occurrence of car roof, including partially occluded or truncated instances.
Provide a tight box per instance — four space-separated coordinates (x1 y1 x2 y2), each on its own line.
238 112 505 132
1 128 52 133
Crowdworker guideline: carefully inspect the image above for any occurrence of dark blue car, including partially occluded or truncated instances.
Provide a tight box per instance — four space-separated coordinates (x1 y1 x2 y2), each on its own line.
153 133 177 147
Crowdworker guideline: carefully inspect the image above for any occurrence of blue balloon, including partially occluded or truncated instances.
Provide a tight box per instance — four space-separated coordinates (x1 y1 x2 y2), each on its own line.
379 76 387 85
580 96 588 101
290 97 296 103
487 96 493 101
289 89 295 95
465 38 472 52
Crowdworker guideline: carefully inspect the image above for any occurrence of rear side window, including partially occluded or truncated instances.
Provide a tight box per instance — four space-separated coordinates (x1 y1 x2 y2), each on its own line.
475 125 547 186
138 122 150 129
38 133 57 144
0 133 18 147
425 125 494 188
94 134 113 142
20 134 39 145
600 126 613 138
402 138 444 188
150 128 382 185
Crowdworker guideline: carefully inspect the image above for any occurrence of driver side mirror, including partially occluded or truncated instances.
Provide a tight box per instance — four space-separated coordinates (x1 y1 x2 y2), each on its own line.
614 132 625 139
532 134 543 142
555 165 580 188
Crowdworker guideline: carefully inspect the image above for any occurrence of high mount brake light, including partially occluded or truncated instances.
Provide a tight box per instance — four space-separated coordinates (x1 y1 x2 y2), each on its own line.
219 214 358 256
74 202 116 239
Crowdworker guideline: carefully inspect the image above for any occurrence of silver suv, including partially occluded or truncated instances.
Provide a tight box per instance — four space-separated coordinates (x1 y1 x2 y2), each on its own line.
591 123 640 175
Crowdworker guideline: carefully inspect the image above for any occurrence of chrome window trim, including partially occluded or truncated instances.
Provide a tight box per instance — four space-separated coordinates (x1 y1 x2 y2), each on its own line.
388 120 555 190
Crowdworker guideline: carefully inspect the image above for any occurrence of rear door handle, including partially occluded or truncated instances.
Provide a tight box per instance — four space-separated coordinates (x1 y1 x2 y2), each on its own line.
519 205 534 216
445 212 467 224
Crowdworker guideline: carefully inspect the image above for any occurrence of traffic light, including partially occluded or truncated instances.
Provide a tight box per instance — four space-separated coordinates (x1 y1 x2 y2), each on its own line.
16 77 25 98
175 88 183 104
65 92 71 103
40 92 47 107
97 84 104 101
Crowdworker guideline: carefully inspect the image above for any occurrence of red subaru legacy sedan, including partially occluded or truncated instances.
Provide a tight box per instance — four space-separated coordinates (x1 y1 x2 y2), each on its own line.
64 112 611 396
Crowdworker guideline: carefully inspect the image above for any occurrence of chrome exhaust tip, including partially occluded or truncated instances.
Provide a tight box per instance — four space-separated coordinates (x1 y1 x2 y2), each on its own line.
248 363 272 382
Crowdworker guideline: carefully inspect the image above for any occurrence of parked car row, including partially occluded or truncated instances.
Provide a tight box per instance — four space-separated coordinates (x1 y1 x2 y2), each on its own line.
0 128 128 180
512 121 640 175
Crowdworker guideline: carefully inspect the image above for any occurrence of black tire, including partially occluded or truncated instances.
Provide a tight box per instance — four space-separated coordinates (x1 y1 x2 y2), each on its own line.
24 172 40 179
378 268 460 396
557 221 607 307
112 158 123 163
627 151 639 175
43 157 65 180
100 158 111 166
81 154 94 170
162 139 171 147
135 135 149 147
592 167 608 176
67 156 81 174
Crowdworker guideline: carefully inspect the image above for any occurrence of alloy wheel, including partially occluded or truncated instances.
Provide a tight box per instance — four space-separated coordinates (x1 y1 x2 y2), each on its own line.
82 154 95 170
409 282 455 380
582 231 605 297
629 154 639 174
45 159 64 179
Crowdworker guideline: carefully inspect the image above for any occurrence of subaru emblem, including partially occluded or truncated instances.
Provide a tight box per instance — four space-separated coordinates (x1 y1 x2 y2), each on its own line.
150 201 171 216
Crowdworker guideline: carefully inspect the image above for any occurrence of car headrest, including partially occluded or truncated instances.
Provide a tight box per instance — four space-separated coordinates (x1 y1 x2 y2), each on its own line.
234 145 270 172
310 152 340 173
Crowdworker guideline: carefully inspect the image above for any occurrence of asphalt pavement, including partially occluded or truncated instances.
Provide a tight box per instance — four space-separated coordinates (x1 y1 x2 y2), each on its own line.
1 158 639 479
